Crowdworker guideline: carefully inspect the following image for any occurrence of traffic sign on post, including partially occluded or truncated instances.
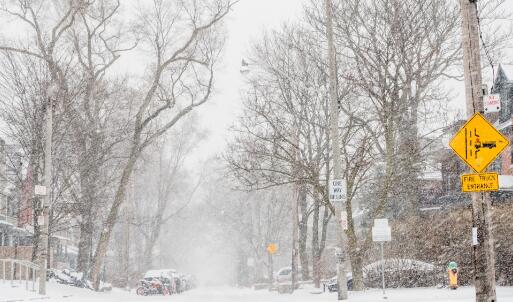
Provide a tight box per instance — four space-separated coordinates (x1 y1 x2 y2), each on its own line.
449 112 509 173
372 219 391 242
266 243 277 255
483 94 501 113
329 179 345 202
461 173 499 192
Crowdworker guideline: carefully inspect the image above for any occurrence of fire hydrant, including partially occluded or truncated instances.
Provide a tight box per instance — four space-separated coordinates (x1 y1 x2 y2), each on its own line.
447 262 458 290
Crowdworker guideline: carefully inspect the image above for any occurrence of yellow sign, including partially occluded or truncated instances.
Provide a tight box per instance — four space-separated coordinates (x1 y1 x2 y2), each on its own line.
461 173 499 192
266 243 277 255
449 113 509 173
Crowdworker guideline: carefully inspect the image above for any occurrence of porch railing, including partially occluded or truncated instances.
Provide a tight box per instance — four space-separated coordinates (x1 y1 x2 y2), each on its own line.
0 258 41 292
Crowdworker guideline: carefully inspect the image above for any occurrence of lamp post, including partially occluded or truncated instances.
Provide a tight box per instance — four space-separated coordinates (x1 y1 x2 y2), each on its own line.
38 82 58 295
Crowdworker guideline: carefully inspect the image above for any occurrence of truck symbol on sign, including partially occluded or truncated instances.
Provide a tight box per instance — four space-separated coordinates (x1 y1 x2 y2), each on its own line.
467 129 499 160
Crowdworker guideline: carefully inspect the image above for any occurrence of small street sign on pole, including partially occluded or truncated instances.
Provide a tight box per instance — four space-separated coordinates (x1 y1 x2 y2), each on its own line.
329 179 345 202
372 218 390 299
266 243 277 255
340 211 348 231
483 94 501 113
34 185 47 196
461 173 499 192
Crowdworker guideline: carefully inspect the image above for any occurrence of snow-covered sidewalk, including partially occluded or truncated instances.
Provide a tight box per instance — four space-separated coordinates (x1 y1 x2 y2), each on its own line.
1 282 513 301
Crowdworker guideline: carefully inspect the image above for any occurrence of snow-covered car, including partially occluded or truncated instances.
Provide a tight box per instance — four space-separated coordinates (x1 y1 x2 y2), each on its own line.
144 269 178 280
275 266 303 284
144 269 178 293
325 272 353 292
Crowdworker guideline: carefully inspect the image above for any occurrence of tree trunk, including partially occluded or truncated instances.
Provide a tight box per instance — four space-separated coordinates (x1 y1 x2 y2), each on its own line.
350 251 364 291
90 153 138 290
311 200 321 288
77 217 92 275
142 227 161 271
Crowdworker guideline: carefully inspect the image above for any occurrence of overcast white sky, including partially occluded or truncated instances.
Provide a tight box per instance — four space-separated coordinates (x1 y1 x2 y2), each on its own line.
188 0 308 164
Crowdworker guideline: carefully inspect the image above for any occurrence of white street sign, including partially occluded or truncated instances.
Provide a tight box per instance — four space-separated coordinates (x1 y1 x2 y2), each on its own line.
372 226 391 242
37 215 45 226
374 218 389 227
372 218 391 242
483 94 501 113
340 210 348 230
34 185 47 196
472 227 478 246
329 179 345 202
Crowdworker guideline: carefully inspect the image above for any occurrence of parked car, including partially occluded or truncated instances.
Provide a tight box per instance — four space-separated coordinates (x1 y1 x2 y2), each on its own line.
275 266 303 284
325 273 353 292
144 269 177 293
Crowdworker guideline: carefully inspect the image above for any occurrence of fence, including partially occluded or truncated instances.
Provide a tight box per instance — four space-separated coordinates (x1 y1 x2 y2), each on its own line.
0 258 41 292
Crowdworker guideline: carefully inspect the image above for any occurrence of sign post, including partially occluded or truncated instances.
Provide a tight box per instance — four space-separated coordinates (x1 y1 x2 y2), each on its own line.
267 243 277 289
372 219 391 299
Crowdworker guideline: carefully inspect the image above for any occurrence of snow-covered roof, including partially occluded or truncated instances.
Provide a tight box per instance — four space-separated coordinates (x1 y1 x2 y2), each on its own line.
499 64 513 81
67 245 79 255
52 234 72 242
0 219 13 227
420 171 442 181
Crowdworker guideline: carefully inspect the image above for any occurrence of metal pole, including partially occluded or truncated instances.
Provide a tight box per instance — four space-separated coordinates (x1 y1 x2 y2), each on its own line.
268 252 273 290
459 1 497 301
325 0 348 299
32 268 36 291
381 242 386 298
39 90 53 295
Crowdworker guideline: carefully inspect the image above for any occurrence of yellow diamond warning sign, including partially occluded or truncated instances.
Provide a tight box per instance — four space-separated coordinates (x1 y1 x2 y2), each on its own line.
266 243 277 255
461 173 499 192
449 113 509 173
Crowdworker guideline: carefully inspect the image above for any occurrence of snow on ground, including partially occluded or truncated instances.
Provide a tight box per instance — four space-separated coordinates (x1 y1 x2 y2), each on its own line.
1 282 513 302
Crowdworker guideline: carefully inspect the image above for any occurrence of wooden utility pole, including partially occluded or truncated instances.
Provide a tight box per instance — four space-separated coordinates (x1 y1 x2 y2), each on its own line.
291 130 300 293
459 1 497 301
39 83 57 295
325 0 348 300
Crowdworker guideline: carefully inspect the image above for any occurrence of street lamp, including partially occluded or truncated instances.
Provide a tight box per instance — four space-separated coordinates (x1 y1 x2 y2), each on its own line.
38 81 58 295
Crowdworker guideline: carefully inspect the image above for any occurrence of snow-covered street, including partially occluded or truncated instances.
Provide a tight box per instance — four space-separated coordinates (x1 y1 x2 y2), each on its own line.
2 283 513 302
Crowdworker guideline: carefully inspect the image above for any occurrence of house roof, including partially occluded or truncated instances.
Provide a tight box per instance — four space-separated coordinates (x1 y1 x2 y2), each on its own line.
496 64 513 83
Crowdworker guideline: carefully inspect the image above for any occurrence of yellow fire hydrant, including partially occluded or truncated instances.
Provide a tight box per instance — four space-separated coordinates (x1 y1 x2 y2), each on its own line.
448 262 458 290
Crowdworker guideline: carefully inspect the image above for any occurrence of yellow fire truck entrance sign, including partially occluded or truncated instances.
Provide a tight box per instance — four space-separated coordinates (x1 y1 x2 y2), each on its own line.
449 113 509 173
461 173 499 192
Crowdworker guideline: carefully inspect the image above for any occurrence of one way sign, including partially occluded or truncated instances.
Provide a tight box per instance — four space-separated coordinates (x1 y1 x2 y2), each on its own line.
329 179 345 202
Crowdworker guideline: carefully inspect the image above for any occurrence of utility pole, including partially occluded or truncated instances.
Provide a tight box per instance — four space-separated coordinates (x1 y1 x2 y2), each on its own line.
325 0 348 300
459 1 497 301
39 83 57 295
291 130 300 293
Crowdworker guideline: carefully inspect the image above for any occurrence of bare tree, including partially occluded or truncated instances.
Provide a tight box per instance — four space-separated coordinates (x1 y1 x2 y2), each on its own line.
89 0 235 289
